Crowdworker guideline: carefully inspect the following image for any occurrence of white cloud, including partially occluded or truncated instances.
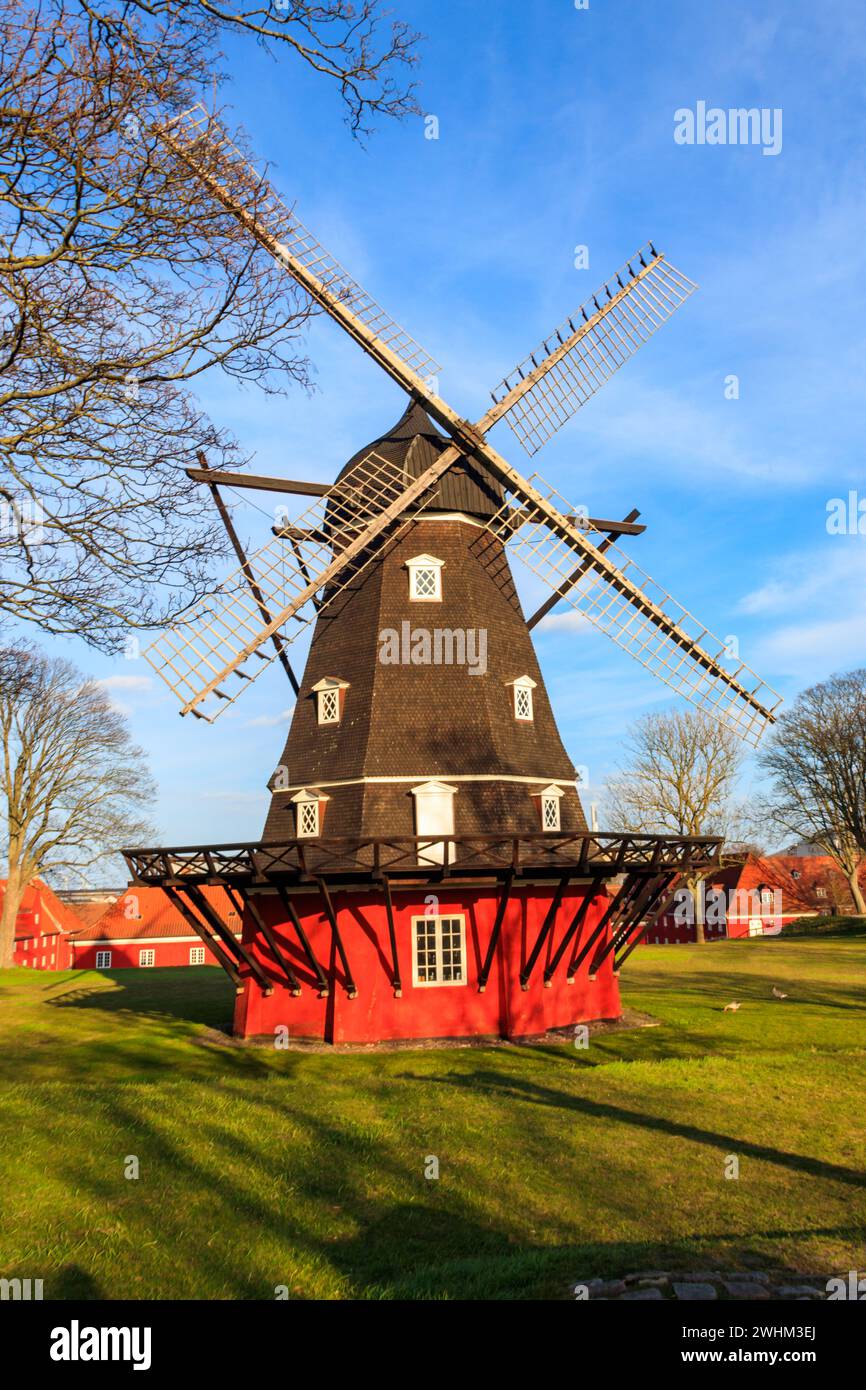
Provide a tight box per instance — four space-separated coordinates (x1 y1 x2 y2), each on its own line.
97 674 153 692
243 707 295 729
537 609 589 633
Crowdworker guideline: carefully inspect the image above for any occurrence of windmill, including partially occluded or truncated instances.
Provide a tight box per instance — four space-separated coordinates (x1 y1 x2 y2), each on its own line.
124 106 779 1045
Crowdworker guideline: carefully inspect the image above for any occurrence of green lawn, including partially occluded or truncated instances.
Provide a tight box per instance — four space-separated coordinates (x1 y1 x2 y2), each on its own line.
1 936 865 1299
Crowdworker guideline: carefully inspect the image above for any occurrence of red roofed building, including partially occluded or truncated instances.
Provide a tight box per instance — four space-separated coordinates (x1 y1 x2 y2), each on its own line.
3 880 80 969
643 852 864 945
69 885 242 970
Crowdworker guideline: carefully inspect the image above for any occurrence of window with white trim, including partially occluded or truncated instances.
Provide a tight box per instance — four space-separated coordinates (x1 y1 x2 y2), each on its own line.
96 950 112 969
508 675 537 722
189 946 206 965
542 794 561 831
406 554 444 602
139 948 155 968
298 800 320 837
412 914 467 986
318 687 340 723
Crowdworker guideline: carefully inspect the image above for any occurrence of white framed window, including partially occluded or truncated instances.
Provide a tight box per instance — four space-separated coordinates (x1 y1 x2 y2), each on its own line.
412 914 467 986
312 677 349 726
507 675 537 722
41 955 46 968
319 688 340 723
139 948 155 968
533 784 564 832
405 554 444 602
96 950 112 969
189 946 206 965
23 939 28 951
291 788 329 839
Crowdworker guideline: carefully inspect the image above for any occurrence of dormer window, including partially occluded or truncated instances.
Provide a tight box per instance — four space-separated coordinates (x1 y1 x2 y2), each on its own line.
291 788 330 838
506 675 537 722
531 784 564 832
311 677 349 726
405 554 444 602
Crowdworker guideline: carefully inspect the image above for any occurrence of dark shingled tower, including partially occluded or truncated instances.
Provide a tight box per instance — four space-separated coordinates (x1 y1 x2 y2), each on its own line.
262 401 587 841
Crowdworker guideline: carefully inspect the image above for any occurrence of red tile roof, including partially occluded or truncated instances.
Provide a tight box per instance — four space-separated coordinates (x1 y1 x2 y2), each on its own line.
709 853 861 915
69 885 242 941
1 880 84 940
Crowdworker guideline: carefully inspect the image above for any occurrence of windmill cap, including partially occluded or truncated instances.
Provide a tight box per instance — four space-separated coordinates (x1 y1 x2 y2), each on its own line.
334 399 504 519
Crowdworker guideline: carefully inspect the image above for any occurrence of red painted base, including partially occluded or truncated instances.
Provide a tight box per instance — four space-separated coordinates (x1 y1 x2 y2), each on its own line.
234 884 621 1044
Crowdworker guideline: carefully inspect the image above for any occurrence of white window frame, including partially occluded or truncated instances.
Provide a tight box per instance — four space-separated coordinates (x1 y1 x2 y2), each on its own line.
312 677 349 726
318 687 340 724
138 948 155 968
405 554 444 603
534 784 564 832
411 913 467 987
96 950 112 969
189 946 206 965
293 792 320 839
507 675 537 722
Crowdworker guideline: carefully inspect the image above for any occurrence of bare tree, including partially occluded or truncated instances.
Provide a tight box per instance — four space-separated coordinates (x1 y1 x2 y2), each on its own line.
0 0 421 649
758 671 866 915
605 709 747 942
0 645 156 967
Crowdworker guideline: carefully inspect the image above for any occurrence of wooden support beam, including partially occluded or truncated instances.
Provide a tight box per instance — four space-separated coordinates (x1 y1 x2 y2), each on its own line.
526 509 642 631
543 873 605 984
566 873 643 981
589 873 675 977
613 878 683 973
187 467 330 496
520 871 571 990
239 888 303 995
274 884 330 995
378 875 402 996
184 884 273 995
162 886 243 991
315 878 357 998
477 870 514 992
195 453 300 695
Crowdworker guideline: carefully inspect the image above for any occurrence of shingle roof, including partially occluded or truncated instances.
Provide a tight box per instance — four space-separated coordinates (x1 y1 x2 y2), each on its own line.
335 400 504 518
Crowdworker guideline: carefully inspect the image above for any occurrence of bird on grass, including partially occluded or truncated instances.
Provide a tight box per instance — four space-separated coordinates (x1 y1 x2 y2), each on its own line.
772 986 789 1000
723 1002 741 1012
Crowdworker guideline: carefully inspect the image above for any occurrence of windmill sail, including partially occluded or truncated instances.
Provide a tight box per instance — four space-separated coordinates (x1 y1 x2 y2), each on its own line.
144 448 441 720
160 105 441 388
487 478 781 747
488 248 696 455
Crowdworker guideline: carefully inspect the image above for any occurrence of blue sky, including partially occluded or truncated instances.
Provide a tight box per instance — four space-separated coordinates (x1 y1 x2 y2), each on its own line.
35 0 866 853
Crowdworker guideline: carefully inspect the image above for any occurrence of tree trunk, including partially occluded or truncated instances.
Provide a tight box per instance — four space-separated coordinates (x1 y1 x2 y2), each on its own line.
846 869 866 916
0 864 25 969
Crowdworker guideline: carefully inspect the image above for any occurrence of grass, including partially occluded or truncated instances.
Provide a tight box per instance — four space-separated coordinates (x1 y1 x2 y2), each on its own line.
1 937 865 1300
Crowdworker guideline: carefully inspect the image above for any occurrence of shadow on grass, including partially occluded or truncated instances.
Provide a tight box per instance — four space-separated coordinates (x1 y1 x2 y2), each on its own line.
21 1058 866 1300
43 967 236 1030
396 1068 866 1191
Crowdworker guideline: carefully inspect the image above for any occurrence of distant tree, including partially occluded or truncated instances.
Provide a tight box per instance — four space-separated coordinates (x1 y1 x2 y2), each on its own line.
0 646 155 967
605 709 747 942
758 671 866 915
0 0 420 649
